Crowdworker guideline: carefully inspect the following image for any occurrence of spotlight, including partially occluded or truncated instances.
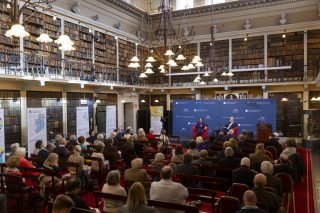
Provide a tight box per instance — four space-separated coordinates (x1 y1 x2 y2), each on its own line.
115 36 118 40
110 86 113 90
282 33 286 38
6 3 11 9
53 16 57 21
80 83 84 88
89 28 93 33
244 37 247 41
40 80 45 86
141 99 146 103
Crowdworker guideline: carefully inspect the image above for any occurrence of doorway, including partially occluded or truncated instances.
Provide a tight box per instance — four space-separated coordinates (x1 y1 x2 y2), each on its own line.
124 102 134 130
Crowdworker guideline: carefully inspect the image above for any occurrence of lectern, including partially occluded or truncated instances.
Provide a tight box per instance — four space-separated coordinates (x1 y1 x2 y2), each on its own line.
256 123 272 143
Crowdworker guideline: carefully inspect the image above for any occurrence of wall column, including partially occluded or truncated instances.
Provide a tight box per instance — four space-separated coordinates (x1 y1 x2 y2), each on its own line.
62 92 67 137
303 90 309 139
20 90 27 146
229 38 232 70
93 92 97 132
166 93 170 110
264 34 268 80
303 30 307 81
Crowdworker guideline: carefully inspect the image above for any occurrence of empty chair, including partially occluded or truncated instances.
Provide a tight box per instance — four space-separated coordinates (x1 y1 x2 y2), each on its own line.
230 183 249 204
219 196 240 213
266 146 277 160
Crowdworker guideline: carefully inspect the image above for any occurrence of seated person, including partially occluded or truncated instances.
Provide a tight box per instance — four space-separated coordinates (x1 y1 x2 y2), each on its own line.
53 194 75 213
94 134 105 147
91 144 108 172
102 170 127 212
223 116 238 133
146 128 156 141
5 155 27 184
192 150 211 166
124 158 148 183
195 117 207 136
232 157 256 189
151 153 165 171
86 130 96 144
78 136 89 157
32 140 44 156
137 129 149 147
195 136 208 150
281 139 297 157
158 129 170 151
171 145 184 164
37 143 55 160
68 134 79 147
236 190 268 213
54 138 70 161
16 147 40 179
103 138 120 166
187 141 200 158
218 147 240 167
65 178 92 211
123 127 133 140
273 154 297 182
177 154 199 187
249 143 272 172
67 145 84 176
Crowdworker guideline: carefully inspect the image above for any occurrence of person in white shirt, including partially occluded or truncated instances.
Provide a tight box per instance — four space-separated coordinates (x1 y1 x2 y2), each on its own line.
91 144 108 171
150 166 188 212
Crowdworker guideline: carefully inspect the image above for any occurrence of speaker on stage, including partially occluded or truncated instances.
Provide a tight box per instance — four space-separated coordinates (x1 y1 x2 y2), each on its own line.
137 109 150 132
256 123 272 143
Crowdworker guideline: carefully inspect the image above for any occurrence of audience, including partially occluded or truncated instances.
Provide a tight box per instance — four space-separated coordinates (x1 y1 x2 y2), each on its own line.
232 157 256 189
91 144 107 172
146 128 156 141
236 190 268 213
78 136 88 156
177 153 199 175
54 134 63 147
16 147 40 178
195 136 207 150
252 174 279 213
55 138 70 160
171 145 184 164
68 134 79 147
122 182 156 213
150 166 188 210
158 129 170 150
103 138 120 165
122 136 137 167
68 145 84 176
124 158 148 182
101 170 127 213
0 194 6 213
273 154 297 182
137 129 149 147
152 153 165 171
65 178 92 210
32 140 44 156
218 147 240 167
123 127 133 140
53 194 75 213
249 143 271 172
192 150 210 165
94 134 105 147
37 143 55 160
260 161 283 204
86 130 96 144
187 141 200 158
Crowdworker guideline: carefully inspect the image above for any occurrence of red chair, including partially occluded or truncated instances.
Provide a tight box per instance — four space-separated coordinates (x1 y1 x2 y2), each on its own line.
230 183 249 204
275 173 295 213
265 146 277 160
219 196 240 213
232 127 238 138
192 125 209 140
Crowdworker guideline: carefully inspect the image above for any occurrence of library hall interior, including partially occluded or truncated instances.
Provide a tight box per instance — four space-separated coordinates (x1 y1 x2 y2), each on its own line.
1 0 320 212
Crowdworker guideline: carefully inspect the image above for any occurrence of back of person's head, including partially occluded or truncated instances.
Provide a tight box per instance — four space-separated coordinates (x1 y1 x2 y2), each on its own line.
53 194 74 213
137 130 146 137
89 130 95 136
246 131 254 141
131 158 143 169
46 143 56 152
110 131 117 138
55 134 63 142
105 170 120 186
228 138 238 148
66 178 81 192
74 145 81 154
240 157 250 167
106 137 113 144
223 141 231 149
6 155 20 168
59 138 67 146
190 141 197 149
261 161 273 174
10 143 20 153
168 163 177 175
125 127 132 134
127 182 147 210
149 128 154 133
35 140 43 149
183 153 193 163
286 139 296 148
199 150 208 159
69 134 77 141
255 143 265 154
238 134 245 142
155 153 165 163
279 153 289 164
227 129 234 135
137 128 144 133
161 129 167 135
45 153 59 165
161 166 173 180
96 144 104 153
254 173 267 188
243 190 257 207
225 147 234 157
195 136 203 145
78 136 85 144
97 133 104 141
15 147 26 158
218 131 224 137
175 145 184 155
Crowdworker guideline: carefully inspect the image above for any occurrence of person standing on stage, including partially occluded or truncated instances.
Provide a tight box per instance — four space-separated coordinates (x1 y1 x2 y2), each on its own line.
225 116 238 132
196 117 207 136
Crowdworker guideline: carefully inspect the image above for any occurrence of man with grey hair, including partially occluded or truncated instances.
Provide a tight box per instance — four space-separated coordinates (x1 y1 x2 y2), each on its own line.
94 133 105 147
273 153 297 182
68 134 78 147
101 170 127 212
232 157 256 188
218 147 240 167
54 134 63 147
152 153 165 171
150 166 188 212
123 126 132 140
124 158 148 182
192 150 211 166
37 143 56 160
236 190 268 213
253 173 279 213
261 161 282 204
54 138 70 160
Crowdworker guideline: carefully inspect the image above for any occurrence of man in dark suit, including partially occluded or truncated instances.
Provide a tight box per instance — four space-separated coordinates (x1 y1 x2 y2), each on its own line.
177 153 199 187
273 154 298 182
195 117 207 136
261 161 283 205
253 174 280 213
232 157 257 188
224 116 238 133
236 190 268 213
218 147 240 167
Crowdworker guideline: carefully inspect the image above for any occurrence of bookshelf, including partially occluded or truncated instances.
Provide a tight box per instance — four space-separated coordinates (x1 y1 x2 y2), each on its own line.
26 91 63 138
95 93 118 133
66 92 93 136
268 92 303 137
94 32 117 67
139 94 150 111
200 40 229 72
307 29 320 80
267 32 304 81
118 38 135 69
0 90 21 148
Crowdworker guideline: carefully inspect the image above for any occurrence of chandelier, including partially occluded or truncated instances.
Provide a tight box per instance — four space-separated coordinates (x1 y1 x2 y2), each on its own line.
134 0 201 78
1 0 75 51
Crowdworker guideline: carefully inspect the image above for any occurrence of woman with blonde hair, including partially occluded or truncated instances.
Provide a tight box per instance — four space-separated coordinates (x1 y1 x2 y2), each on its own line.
67 145 84 175
121 182 156 213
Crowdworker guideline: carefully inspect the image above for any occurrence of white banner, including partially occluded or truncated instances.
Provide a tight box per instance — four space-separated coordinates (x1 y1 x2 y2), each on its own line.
27 108 47 157
77 107 89 138
106 106 117 137
150 106 164 135
0 109 5 163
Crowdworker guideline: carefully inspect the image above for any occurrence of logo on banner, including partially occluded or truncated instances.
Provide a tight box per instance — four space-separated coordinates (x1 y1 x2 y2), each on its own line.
232 109 239 114
183 108 189 112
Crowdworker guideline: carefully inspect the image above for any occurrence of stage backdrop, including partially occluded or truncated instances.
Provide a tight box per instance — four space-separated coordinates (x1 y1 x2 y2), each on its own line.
173 99 276 137
0 109 4 162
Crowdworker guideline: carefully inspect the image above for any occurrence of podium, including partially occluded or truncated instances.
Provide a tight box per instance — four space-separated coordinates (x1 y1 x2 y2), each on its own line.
256 123 272 143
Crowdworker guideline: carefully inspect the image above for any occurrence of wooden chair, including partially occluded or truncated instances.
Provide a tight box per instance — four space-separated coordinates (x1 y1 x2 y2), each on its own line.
219 196 240 213
230 183 249 204
275 173 295 213
265 146 277 160
187 187 217 212
84 156 108 186
48 201 95 213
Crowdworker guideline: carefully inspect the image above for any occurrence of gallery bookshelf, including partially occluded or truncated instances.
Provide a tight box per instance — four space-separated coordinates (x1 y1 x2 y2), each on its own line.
0 90 21 148
95 93 118 133
26 91 63 140
66 92 93 136
307 29 320 80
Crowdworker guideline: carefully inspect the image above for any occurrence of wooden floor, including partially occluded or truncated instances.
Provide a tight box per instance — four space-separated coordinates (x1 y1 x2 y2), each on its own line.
312 147 320 213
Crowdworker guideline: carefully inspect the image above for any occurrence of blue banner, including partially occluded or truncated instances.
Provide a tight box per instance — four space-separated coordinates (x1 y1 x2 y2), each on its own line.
173 99 276 137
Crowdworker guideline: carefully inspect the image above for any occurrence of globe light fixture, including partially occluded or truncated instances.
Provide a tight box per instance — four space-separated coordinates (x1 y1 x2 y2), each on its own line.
146 56 156 62
145 68 154 74
187 63 195 69
164 50 174 56
145 62 153 68
139 72 148 78
36 33 53 43
176 54 186 60
181 65 189 71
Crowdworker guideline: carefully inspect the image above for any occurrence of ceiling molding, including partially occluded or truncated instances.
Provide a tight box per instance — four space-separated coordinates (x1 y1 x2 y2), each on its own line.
101 0 147 18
